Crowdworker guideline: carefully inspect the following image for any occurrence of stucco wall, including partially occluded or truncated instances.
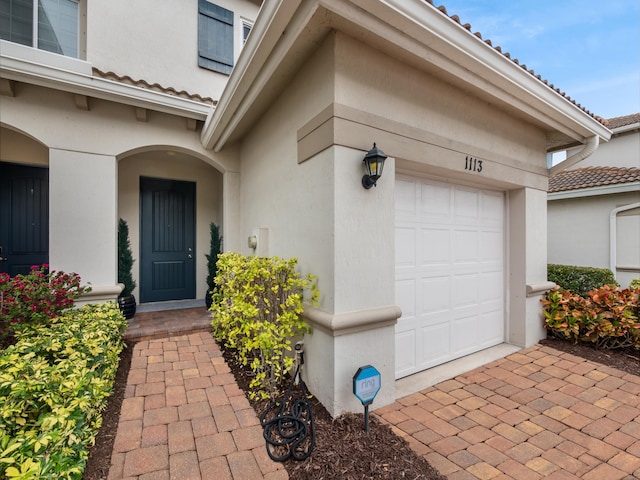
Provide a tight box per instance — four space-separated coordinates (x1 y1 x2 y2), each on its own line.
239 31 336 310
567 130 640 169
0 82 226 297
548 192 640 287
333 33 548 182
0 127 48 166
236 31 551 415
86 0 260 101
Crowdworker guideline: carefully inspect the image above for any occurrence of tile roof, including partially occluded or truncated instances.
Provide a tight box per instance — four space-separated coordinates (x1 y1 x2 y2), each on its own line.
605 113 640 129
430 1 607 125
92 68 216 105
549 166 640 193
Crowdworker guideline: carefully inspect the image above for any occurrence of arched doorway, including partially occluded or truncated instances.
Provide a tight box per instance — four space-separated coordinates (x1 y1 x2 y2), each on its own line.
118 148 223 304
0 127 49 276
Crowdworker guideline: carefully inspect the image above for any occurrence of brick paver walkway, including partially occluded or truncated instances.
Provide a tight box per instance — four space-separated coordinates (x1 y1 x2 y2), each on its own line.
108 331 288 480
112 308 639 480
376 344 640 480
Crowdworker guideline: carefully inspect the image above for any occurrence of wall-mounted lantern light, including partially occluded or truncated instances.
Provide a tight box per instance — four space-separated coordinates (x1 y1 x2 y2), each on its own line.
362 143 387 189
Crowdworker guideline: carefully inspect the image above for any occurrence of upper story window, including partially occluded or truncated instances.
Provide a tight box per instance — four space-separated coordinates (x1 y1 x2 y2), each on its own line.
198 0 233 75
242 19 252 46
0 0 79 57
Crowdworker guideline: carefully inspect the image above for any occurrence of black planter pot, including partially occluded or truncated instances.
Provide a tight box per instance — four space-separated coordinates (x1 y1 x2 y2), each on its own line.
118 294 137 319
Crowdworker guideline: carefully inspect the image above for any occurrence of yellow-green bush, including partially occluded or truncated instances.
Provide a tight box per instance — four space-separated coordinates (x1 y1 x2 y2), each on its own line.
0 302 126 479
211 253 318 400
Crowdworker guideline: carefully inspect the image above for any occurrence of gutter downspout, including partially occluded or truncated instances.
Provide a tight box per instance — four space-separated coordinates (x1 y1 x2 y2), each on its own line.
610 202 640 280
549 135 599 176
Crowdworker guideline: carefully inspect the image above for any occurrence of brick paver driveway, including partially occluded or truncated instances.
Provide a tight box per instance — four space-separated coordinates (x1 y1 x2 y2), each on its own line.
377 344 640 480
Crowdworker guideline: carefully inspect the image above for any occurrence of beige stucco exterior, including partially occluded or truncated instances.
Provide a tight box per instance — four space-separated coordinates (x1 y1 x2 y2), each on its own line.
1 0 613 416
548 120 640 287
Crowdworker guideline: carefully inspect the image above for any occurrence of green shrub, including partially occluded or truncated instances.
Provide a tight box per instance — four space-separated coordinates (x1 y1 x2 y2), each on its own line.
630 278 640 290
211 253 318 400
547 264 619 297
0 303 126 479
205 222 223 298
542 285 639 350
118 219 136 297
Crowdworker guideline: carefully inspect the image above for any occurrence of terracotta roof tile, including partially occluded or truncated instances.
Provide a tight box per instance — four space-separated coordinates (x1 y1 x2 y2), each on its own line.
92 68 216 105
430 1 607 126
549 166 640 193
605 113 640 129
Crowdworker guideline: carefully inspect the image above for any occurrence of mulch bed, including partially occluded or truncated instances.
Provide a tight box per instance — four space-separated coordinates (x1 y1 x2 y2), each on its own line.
82 335 640 480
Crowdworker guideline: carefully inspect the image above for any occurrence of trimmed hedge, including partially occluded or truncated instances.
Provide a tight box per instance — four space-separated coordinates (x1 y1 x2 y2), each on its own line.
0 303 126 479
548 264 619 297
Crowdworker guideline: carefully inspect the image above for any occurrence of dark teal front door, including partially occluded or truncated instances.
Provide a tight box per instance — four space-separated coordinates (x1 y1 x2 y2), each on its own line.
0 162 49 276
140 177 196 303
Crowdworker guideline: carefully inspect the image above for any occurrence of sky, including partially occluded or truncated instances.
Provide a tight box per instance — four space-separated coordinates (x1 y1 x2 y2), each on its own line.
437 0 640 120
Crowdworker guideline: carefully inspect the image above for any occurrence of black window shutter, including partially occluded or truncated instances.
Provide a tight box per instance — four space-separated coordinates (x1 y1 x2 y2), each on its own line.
198 0 233 74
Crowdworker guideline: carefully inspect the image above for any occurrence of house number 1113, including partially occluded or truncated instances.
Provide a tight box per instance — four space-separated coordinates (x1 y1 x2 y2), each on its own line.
465 156 483 173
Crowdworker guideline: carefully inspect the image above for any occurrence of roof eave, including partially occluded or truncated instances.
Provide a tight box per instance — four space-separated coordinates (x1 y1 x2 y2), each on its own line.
0 40 210 120
548 182 640 200
200 0 612 152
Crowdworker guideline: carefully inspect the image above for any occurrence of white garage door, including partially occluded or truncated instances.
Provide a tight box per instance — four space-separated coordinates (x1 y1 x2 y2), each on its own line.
395 175 505 379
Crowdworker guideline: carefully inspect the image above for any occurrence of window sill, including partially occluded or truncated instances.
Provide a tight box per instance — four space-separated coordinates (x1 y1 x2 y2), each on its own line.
0 40 92 76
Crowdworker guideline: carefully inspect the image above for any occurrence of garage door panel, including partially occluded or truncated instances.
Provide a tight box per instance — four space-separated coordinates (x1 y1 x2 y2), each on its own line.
454 187 480 224
396 179 417 215
481 192 504 224
420 228 451 265
395 330 417 377
420 276 450 315
396 278 416 318
479 310 504 345
480 271 503 302
421 181 450 219
419 322 450 368
453 273 478 308
396 227 416 267
396 175 505 379
451 313 479 354
453 229 479 264
480 230 503 263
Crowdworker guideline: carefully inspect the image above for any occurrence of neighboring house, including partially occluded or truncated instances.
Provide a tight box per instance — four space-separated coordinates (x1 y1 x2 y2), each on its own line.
0 0 611 416
548 114 640 288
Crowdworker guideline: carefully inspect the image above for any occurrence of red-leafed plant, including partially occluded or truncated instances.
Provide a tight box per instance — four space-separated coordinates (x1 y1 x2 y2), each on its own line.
542 285 639 350
0 265 91 347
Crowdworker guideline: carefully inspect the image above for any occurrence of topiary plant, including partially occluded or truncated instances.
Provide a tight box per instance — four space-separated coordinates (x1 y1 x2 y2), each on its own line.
630 278 640 290
118 218 136 297
205 222 222 309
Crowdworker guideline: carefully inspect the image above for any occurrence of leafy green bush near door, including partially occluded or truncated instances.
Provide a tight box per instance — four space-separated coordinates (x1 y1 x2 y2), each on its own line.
211 252 319 400
0 303 126 479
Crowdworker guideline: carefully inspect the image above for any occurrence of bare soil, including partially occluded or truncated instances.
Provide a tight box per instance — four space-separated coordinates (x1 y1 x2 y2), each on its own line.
82 335 640 479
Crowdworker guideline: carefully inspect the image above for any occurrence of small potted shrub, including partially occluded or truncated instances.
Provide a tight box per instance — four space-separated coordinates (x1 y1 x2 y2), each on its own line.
205 222 222 309
118 218 137 319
